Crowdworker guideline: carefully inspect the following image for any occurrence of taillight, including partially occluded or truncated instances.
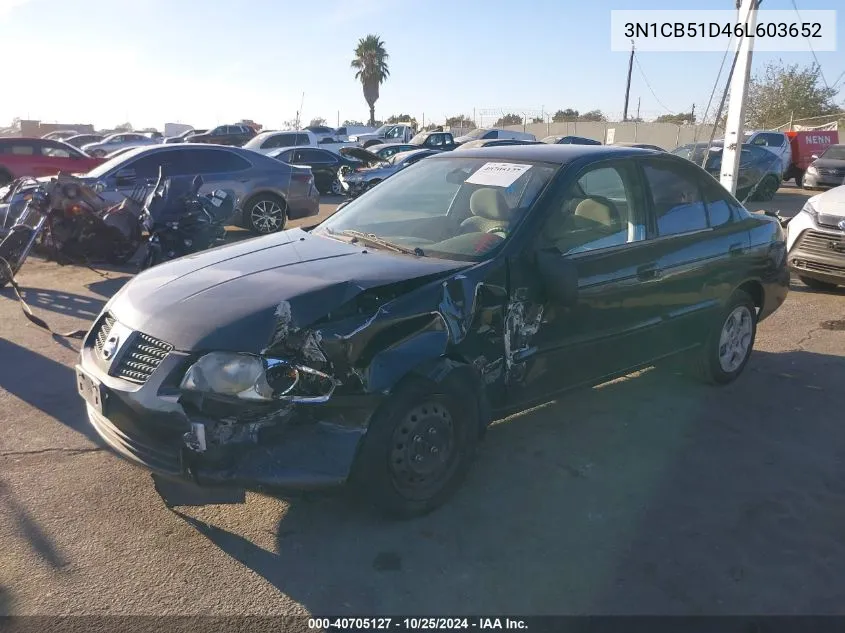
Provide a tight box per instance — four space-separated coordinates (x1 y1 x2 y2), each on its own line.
291 172 312 184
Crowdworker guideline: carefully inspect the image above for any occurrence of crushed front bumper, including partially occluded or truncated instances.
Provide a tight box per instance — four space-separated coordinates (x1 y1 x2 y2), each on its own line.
76 313 372 492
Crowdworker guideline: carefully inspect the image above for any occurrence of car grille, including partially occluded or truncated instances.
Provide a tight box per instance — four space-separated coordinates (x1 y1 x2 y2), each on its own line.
94 313 116 354
114 332 173 384
795 230 845 260
800 259 845 275
818 167 845 177
91 313 173 384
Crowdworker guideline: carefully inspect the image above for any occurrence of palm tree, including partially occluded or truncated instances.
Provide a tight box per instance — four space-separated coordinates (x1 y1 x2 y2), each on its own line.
351 35 390 126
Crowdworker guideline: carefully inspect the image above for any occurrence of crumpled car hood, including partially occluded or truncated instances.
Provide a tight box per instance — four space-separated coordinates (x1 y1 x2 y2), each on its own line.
108 228 466 352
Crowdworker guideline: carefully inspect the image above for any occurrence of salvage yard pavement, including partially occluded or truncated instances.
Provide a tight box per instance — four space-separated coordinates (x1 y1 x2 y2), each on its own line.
2 189 845 615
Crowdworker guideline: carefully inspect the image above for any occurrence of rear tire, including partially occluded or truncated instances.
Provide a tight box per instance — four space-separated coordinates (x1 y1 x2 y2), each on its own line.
690 290 757 385
350 378 478 518
243 194 287 235
754 175 779 202
799 275 839 291
794 172 804 188
0 225 35 289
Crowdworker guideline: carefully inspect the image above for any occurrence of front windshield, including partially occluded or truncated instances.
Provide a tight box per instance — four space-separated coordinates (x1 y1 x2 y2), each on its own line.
314 156 557 262
462 129 488 140
374 124 392 135
821 145 845 160
409 131 428 144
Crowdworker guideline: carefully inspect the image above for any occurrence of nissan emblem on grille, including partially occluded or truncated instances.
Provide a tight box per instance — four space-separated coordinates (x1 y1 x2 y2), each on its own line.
101 334 120 361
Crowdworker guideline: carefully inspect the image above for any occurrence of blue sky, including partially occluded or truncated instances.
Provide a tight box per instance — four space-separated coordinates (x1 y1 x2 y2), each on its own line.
0 0 842 130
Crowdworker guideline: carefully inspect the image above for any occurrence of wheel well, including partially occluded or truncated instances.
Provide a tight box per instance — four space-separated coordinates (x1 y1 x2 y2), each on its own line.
241 190 287 213
737 280 764 310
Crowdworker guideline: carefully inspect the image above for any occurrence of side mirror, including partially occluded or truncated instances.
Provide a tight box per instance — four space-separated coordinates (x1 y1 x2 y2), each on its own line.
536 250 579 306
811 154 819 160
115 168 136 187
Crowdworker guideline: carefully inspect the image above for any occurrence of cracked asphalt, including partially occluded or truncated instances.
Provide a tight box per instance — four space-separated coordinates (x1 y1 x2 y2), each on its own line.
2 189 845 616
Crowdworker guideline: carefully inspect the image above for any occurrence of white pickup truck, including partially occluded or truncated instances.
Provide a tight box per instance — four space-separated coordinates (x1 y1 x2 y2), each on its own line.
351 123 417 148
243 130 353 155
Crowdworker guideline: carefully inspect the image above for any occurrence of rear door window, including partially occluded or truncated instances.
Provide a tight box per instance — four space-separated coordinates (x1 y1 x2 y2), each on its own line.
643 161 709 236
483 131 498 139
194 149 251 173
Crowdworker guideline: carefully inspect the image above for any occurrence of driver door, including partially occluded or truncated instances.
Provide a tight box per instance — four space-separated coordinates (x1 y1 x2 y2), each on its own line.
508 159 668 405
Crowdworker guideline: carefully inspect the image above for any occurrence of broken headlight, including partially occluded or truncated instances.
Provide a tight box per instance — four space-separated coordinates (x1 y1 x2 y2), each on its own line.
180 352 336 403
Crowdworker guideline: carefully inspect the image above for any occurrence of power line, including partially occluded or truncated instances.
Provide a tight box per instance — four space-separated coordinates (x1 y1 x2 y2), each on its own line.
790 0 830 90
695 32 735 141
633 56 675 114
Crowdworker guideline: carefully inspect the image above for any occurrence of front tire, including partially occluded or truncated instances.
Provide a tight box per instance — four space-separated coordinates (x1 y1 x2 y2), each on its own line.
244 194 287 235
691 290 757 385
329 177 343 195
799 275 839 291
350 378 478 518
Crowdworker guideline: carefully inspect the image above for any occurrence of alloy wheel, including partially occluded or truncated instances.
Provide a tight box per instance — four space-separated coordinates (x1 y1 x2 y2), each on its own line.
330 178 343 195
249 200 284 234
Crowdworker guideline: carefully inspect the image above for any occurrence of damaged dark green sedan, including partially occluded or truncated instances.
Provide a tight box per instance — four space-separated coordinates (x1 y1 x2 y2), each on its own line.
75 145 788 517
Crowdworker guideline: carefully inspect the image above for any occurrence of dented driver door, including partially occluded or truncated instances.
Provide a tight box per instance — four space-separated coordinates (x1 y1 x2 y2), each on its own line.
504 160 667 406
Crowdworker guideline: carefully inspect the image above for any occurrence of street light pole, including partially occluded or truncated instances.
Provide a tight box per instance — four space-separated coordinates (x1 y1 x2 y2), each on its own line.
720 0 759 196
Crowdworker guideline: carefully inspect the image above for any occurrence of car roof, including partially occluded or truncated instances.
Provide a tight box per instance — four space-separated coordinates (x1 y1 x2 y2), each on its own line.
392 148 439 161
430 143 662 164
268 145 333 153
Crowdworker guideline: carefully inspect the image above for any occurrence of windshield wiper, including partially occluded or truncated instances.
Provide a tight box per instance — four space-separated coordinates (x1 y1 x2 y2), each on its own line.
340 230 425 256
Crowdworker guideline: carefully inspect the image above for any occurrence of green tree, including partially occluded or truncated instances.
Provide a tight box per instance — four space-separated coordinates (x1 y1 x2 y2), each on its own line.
531 116 544 124
747 61 842 128
351 34 390 126
654 112 696 124
387 113 416 125
494 113 522 127
552 108 579 122
309 117 327 127
342 119 364 126
578 110 607 122
114 122 133 132
445 114 475 129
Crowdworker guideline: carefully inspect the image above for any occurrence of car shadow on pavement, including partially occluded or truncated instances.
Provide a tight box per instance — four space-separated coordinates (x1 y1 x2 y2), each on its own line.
173 349 845 615
0 287 106 321
0 338 102 445
0 480 68 574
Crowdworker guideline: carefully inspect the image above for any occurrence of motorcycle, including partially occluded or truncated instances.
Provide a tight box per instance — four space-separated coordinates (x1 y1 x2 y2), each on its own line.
139 169 235 270
0 174 143 288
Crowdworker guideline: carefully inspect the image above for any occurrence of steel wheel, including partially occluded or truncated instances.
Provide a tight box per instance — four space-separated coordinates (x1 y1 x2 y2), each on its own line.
247 197 286 234
718 305 754 373
389 401 458 500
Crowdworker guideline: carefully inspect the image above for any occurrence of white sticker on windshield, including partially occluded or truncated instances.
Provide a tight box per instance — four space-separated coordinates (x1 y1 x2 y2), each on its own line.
465 162 532 188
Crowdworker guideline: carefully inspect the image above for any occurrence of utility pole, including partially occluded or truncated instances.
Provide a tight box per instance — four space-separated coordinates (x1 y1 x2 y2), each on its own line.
636 97 641 120
623 40 634 121
690 103 696 123
720 0 759 196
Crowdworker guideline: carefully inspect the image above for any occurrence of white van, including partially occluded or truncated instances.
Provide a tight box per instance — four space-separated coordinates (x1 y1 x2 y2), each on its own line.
454 128 536 145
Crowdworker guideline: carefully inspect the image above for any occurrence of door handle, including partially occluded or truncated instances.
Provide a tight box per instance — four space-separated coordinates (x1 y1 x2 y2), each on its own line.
729 242 745 257
636 263 661 280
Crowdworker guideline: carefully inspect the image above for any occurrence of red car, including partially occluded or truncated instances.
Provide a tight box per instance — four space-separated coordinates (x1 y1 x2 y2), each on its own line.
0 137 104 186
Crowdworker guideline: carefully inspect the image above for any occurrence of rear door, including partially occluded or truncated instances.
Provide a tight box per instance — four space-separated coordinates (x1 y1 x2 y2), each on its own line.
293 148 337 190
639 157 747 353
